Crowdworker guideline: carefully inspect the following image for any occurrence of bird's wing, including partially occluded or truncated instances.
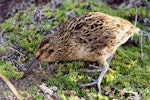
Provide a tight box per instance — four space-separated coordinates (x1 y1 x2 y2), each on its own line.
57 12 136 52
69 12 126 51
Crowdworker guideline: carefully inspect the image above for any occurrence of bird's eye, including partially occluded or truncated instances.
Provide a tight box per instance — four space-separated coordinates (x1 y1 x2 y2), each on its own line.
48 49 54 54
41 49 46 54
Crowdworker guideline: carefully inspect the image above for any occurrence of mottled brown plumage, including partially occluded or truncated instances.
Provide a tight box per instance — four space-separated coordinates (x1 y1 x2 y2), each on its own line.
29 12 140 93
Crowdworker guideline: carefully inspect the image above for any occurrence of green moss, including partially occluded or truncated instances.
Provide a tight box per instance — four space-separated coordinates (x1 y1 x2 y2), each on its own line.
0 60 23 80
19 86 42 99
3 91 12 97
27 86 43 100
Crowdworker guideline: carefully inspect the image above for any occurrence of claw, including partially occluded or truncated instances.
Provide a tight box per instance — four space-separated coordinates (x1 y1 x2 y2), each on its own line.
80 61 109 93
80 81 97 87
83 69 102 73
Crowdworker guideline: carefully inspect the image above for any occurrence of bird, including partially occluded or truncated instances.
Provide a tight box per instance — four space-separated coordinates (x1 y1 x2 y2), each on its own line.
25 12 140 93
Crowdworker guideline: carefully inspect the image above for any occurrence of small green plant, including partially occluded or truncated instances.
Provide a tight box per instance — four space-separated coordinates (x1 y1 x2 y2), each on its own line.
0 60 23 80
28 86 43 100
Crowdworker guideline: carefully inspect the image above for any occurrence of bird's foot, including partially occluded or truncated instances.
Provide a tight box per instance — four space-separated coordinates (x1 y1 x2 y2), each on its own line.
83 69 102 73
83 64 102 73
79 80 102 93
83 64 112 73
79 81 97 87
80 61 109 93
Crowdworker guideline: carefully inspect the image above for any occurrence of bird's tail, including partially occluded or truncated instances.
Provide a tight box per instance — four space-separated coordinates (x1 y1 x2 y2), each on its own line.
134 27 140 34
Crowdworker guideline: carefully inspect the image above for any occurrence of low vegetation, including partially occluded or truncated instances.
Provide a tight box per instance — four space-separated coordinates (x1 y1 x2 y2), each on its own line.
0 0 150 99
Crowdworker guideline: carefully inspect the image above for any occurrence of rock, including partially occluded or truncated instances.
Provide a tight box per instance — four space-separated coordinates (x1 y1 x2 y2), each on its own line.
65 10 75 19
0 0 21 22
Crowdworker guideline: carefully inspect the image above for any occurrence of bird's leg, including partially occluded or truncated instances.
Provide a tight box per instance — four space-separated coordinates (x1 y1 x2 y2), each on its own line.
80 56 112 93
96 55 113 93
83 63 102 73
97 61 109 93
107 55 113 65
83 55 113 73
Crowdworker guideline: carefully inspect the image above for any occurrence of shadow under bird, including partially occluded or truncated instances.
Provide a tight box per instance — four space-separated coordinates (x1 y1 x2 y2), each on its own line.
24 12 140 93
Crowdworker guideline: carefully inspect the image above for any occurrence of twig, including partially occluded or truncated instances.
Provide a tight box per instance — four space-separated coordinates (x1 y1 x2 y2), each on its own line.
117 49 132 62
122 89 141 100
137 30 149 61
131 4 138 40
140 31 144 59
134 5 138 27
0 29 4 44
139 30 150 40
87 93 93 100
125 0 134 9
114 88 141 100
117 48 141 69
141 30 150 34
138 33 150 36
139 85 150 95
0 73 22 100
133 4 144 60
6 46 24 56
145 0 150 7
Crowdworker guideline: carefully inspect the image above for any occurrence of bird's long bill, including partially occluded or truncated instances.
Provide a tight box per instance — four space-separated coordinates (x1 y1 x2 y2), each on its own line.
22 57 39 78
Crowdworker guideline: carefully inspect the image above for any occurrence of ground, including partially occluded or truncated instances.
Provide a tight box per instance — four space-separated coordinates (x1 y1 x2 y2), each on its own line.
0 0 150 99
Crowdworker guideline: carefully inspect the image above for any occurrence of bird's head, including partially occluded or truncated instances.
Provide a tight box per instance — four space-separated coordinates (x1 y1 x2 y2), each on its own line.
35 35 58 62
